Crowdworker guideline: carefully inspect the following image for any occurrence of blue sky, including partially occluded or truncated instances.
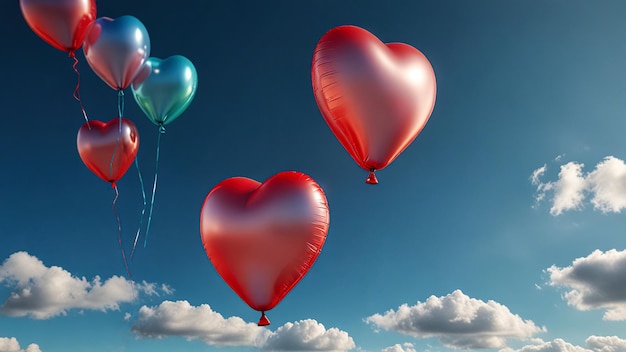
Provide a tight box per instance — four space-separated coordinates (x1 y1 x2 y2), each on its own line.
2 1 626 351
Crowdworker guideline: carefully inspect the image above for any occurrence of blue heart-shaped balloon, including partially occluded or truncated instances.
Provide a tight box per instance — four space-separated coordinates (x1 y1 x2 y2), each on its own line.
131 55 198 126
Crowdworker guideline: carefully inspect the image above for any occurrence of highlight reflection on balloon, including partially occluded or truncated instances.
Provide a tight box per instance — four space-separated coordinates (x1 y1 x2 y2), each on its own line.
312 25 437 184
83 15 151 90
200 171 330 326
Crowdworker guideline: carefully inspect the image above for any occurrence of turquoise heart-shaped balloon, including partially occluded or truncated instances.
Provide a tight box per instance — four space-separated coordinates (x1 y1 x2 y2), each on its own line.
131 55 198 126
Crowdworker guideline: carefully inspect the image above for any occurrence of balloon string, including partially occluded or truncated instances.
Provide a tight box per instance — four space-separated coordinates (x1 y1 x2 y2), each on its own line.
144 126 165 248
112 184 132 279
110 90 125 180
130 156 147 260
69 51 90 128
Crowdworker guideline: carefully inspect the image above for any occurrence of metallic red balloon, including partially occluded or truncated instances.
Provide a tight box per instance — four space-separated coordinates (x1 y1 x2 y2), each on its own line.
77 118 139 186
20 0 96 53
312 25 437 184
200 171 329 326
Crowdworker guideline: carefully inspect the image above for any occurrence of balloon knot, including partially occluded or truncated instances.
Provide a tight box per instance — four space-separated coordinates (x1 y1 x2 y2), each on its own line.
257 311 270 326
159 125 166 134
111 182 117 189
68 51 76 58
365 169 378 185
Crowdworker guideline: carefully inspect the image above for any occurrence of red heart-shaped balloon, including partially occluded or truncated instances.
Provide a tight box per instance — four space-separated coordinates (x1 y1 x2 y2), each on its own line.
20 0 96 53
76 118 139 186
312 25 437 184
200 171 329 325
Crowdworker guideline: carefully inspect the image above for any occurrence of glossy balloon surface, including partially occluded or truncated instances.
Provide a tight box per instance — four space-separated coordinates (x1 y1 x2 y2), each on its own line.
77 118 139 184
312 25 436 177
83 16 150 90
20 0 96 52
200 172 329 315
131 55 198 126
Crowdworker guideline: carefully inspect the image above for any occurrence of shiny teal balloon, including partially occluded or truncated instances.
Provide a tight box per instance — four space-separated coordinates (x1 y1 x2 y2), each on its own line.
131 55 198 126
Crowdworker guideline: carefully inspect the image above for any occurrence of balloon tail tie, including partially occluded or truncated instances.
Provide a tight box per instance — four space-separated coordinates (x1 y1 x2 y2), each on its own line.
258 311 270 326
144 128 164 248
365 169 378 185
112 184 132 279
130 157 147 260
69 51 90 128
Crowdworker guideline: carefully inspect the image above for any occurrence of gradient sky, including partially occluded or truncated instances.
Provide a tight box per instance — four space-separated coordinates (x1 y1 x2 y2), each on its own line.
2 1 626 351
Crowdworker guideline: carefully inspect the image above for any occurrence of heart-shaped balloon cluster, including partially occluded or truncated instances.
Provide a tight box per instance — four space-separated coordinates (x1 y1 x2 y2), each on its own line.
20 3 200 279
200 171 329 326
22 3 437 328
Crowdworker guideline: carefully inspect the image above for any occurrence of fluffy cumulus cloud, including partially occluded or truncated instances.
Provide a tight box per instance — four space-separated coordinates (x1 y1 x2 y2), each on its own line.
585 336 626 352
531 156 626 215
364 290 545 349
132 301 354 351
547 249 626 320
500 339 590 352
381 342 417 352
0 252 171 319
261 319 355 351
499 336 626 352
0 337 41 352
531 161 586 215
586 157 626 212
365 290 545 349
131 300 268 347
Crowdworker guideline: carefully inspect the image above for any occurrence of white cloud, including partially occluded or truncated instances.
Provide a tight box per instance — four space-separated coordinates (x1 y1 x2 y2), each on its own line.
262 319 355 351
131 300 267 347
381 342 417 352
549 162 586 215
160 284 174 295
548 249 626 320
364 290 545 349
132 301 355 350
499 336 626 352
586 157 626 213
499 338 590 352
531 156 626 215
586 336 626 352
0 337 41 352
531 164 547 186
0 252 171 319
